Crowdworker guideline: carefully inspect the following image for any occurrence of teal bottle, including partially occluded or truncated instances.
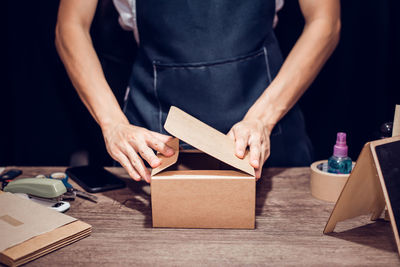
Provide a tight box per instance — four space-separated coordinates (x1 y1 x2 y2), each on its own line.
328 132 352 174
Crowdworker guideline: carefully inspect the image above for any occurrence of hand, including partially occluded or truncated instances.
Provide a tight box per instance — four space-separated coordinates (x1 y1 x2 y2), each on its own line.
228 119 271 179
102 122 175 183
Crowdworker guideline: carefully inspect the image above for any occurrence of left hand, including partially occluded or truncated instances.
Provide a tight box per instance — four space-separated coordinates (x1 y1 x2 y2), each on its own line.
227 119 271 180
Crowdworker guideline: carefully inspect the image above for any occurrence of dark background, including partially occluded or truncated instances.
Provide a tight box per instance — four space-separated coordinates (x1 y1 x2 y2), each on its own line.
1 0 399 167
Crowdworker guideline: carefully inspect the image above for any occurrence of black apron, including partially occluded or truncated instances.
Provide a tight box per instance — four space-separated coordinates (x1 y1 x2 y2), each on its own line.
124 0 313 166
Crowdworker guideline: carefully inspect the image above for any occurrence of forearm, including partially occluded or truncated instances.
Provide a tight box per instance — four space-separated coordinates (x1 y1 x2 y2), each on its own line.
246 13 341 132
55 22 128 129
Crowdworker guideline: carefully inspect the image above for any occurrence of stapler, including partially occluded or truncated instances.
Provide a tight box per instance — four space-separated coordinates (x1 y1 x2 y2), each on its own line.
3 178 70 212
3 178 67 199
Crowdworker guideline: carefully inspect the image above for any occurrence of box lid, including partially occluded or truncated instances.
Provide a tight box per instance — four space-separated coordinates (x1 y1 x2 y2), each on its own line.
152 106 255 176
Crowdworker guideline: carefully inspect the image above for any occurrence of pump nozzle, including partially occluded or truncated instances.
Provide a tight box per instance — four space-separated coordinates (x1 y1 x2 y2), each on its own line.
333 132 348 157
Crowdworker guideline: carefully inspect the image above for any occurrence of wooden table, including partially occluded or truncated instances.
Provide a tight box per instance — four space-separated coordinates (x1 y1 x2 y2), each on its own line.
5 167 400 266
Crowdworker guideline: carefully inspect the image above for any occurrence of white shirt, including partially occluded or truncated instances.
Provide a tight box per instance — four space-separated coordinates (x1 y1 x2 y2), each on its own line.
113 0 285 44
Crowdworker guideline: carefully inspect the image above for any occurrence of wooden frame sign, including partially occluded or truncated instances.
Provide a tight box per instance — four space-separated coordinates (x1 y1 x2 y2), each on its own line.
324 135 400 255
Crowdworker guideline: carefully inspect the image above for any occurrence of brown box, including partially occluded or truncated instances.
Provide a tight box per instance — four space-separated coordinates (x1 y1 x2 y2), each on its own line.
151 106 256 229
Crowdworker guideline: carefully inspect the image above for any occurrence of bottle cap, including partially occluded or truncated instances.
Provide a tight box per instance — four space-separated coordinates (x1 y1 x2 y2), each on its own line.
333 132 348 157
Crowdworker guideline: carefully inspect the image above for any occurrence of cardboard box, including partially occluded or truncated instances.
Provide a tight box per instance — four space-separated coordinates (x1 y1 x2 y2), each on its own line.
151 106 256 229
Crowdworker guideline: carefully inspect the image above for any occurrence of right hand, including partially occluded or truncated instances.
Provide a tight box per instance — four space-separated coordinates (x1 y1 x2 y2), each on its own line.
102 122 175 183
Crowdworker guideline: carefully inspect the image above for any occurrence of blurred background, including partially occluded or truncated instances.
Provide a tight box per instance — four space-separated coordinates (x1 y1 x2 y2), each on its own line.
1 0 399 167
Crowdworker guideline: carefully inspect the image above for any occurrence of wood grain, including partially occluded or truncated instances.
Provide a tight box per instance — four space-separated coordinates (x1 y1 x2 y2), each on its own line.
3 166 399 266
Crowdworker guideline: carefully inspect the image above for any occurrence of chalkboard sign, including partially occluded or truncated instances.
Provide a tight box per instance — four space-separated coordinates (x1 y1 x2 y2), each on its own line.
375 140 400 252
324 136 400 256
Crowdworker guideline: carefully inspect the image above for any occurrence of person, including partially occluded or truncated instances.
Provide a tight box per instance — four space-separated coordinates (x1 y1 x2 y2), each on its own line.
55 0 341 183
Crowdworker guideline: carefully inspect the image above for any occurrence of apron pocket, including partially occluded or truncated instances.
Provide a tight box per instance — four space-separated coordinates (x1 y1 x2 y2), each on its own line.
153 48 271 133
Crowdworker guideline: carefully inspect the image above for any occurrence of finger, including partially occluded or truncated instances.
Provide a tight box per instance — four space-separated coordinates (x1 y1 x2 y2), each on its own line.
234 128 250 159
262 143 270 164
113 151 141 181
249 135 261 169
259 144 266 167
255 141 270 180
137 144 162 168
250 145 261 169
148 137 175 157
121 144 151 183
255 167 262 180
151 131 173 143
227 130 235 140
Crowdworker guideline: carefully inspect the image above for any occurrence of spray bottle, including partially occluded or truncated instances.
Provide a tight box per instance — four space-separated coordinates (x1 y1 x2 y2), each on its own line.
328 132 352 174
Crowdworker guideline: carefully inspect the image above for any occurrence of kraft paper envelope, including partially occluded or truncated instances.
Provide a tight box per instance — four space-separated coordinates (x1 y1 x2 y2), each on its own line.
0 192 76 252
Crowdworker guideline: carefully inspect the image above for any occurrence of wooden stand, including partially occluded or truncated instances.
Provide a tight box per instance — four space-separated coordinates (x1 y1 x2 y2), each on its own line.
324 135 400 255
393 105 400 136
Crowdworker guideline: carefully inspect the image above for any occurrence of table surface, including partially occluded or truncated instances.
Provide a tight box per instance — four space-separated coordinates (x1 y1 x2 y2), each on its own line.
3 166 400 266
